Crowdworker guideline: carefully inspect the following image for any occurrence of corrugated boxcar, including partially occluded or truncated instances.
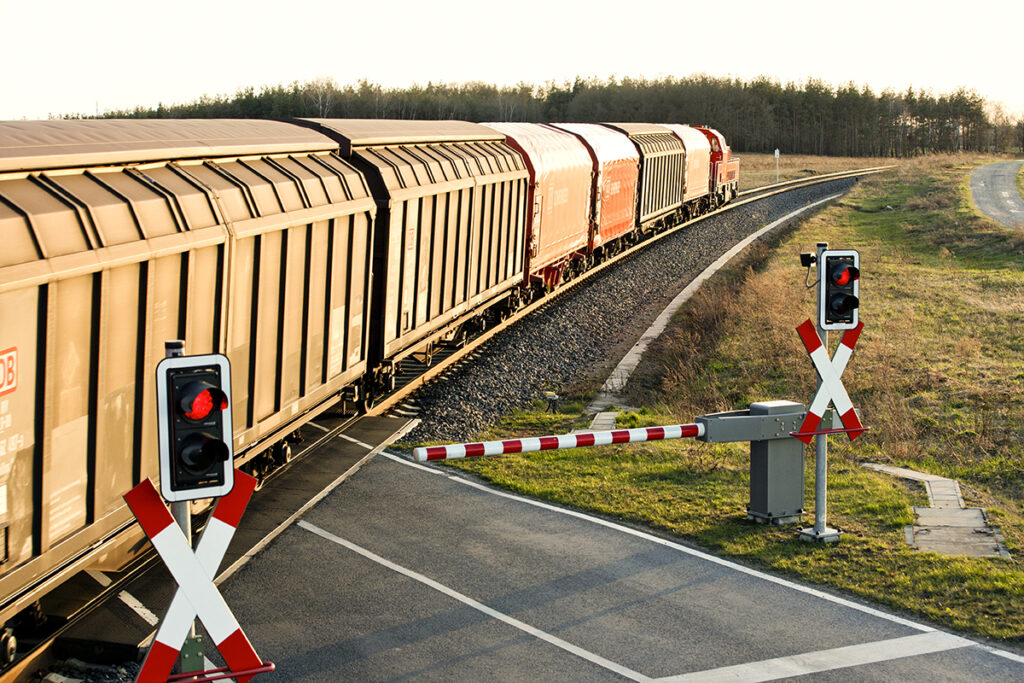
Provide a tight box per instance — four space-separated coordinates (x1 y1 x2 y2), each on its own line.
481 123 592 287
0 119 376 622
296 120 530 382
600 123 684 229
548 123 640 251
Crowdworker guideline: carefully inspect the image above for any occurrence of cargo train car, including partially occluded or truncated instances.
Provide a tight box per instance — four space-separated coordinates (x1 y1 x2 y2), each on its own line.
0 119 378 635
0 117 738 658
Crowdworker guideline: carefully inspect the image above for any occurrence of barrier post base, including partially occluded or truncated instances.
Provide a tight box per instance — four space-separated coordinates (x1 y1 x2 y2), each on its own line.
798 526 842 543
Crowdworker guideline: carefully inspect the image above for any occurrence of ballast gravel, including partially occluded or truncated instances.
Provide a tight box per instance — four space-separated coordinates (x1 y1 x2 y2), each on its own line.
398 179 857 446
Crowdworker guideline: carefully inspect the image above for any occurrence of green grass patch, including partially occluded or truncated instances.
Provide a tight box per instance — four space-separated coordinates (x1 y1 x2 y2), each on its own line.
413 153 1024 642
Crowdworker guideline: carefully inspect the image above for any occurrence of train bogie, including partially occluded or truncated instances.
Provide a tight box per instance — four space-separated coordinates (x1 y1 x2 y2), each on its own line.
548 123 640 251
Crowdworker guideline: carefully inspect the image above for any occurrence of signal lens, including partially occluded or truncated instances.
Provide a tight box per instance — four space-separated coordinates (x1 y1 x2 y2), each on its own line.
832 265 859 287
186 389 214 421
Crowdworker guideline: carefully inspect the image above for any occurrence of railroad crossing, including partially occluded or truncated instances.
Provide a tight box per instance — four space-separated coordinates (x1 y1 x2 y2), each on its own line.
215 452 1024 680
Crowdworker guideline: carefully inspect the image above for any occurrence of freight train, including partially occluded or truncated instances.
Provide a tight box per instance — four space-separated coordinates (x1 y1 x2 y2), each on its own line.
0 117 738 654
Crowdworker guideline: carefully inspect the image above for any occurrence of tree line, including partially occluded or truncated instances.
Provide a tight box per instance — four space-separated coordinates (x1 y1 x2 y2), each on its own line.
93 75 1024 157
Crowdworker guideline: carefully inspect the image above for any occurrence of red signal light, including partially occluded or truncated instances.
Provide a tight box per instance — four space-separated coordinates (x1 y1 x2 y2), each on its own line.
179 382 226 421
832 266 859 287
186 389 214 421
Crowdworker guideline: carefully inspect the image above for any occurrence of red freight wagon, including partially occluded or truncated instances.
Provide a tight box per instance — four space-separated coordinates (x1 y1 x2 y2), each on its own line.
662 124 712 213
548 123 640 253
482 123 592 288
695 126 740 206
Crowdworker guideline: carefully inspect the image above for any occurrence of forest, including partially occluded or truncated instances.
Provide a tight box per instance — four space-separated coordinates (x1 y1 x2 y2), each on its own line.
95 75 1024 157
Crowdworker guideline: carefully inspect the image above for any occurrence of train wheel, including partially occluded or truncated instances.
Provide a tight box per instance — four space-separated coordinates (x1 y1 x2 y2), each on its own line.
273 441 293 466
0 628 15 665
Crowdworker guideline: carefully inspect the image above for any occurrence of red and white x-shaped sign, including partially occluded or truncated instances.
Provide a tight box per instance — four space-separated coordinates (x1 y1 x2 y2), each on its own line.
125 472 262 683
794 319 865 443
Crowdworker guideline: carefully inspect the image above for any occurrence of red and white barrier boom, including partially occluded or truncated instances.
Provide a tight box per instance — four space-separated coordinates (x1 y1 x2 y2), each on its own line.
414 423 705 461
124 471 274 683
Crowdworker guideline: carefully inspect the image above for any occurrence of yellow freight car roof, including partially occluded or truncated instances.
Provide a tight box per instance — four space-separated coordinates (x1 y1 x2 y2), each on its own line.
0 119 339 172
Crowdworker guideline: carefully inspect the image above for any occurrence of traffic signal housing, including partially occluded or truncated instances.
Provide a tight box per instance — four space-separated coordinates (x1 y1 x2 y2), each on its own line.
156 354 234 501
819 249 860 330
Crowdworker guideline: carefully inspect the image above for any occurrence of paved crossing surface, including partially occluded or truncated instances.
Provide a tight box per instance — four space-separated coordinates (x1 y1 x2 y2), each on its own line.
970 160 1024 229
221 453 1024 681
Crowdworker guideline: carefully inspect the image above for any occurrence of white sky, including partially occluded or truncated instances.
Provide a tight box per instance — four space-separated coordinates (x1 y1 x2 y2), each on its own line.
1 0 1021 121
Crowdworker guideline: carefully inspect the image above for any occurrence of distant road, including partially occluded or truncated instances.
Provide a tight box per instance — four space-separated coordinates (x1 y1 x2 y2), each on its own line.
970 160 1024 229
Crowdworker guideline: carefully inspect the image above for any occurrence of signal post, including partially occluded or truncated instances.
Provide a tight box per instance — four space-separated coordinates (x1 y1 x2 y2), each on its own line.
796 243 863 542
122 340 272 682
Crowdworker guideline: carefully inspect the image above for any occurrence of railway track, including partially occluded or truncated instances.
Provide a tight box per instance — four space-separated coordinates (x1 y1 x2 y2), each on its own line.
6 166 892 681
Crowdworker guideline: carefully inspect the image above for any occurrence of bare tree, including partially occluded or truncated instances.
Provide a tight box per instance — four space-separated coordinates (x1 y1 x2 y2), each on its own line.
304 77 338 118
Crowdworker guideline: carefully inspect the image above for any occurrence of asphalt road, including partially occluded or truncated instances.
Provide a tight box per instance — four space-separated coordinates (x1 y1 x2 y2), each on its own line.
220 453 1024 681
970 160 1024 229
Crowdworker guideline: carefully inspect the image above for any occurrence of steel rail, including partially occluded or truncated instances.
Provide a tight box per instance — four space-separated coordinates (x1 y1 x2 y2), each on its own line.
738 165 896 199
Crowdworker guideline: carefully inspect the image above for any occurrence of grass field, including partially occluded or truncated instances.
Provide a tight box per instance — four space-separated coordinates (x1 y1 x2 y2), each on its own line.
737 152 897 191
418 153 1024 641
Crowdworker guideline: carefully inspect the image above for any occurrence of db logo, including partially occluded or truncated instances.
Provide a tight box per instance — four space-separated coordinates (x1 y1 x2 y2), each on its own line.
0 348 15 397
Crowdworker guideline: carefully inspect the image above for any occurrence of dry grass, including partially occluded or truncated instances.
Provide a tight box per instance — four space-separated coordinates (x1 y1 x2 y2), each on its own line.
738 153 900 191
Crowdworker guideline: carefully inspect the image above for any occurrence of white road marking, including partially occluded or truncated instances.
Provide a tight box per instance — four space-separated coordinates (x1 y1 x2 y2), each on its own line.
307 421 331 433
1001 191 1010 198
297 519 652 682
659 631 971 681
381 455 1024 665
87 570 159 626
382 450 446 476
337 433 374 450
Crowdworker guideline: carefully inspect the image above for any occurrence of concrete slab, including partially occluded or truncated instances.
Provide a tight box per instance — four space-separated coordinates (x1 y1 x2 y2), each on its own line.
584 411 618 432
863 463 1010 559
914 508 987 527
909 527 1006 557
861 463 945 482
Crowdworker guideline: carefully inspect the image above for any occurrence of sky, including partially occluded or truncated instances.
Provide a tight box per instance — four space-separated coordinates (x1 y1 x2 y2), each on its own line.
1 0 1021 121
